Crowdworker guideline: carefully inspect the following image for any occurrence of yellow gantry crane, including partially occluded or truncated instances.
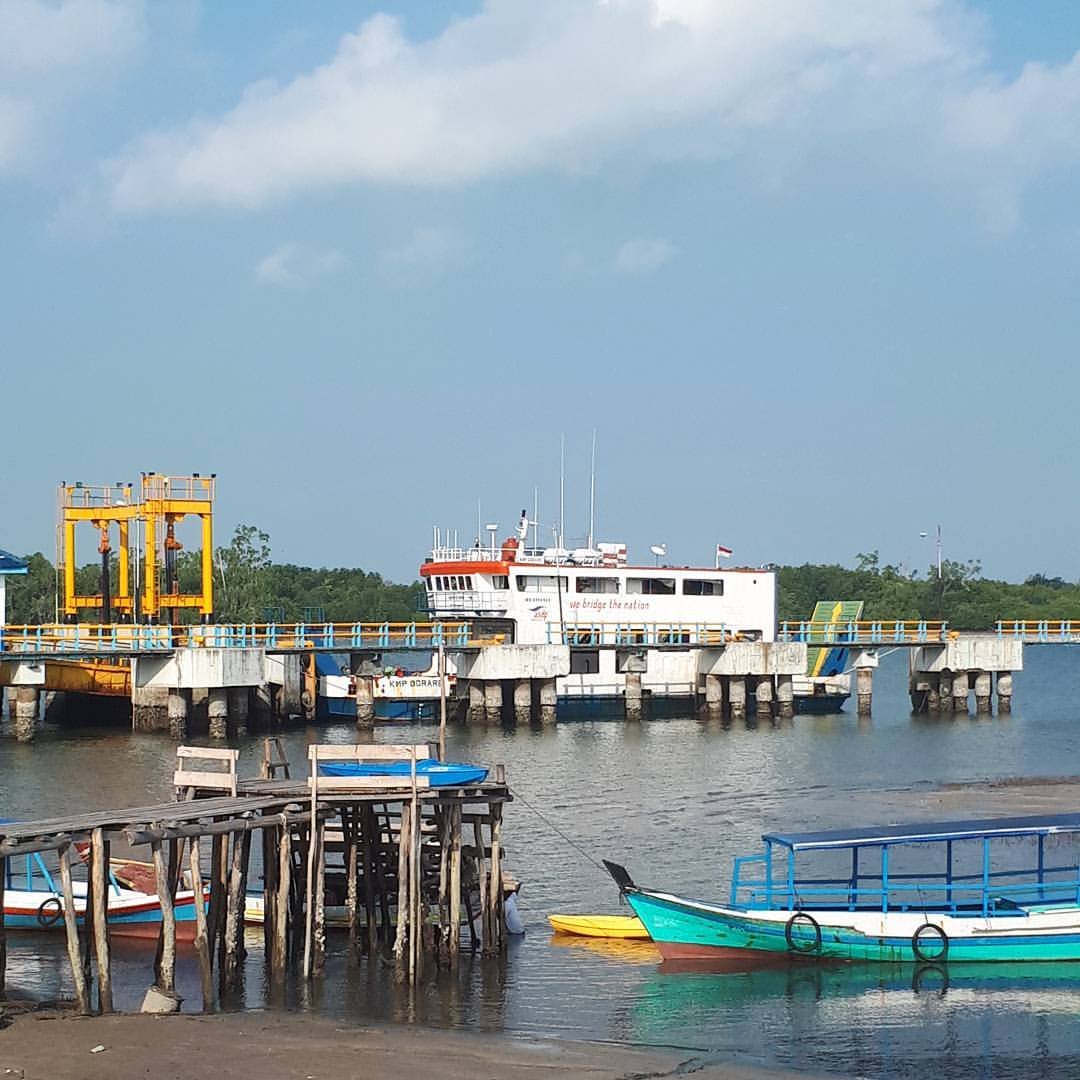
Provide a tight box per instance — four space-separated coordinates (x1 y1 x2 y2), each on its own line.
57 473 215 623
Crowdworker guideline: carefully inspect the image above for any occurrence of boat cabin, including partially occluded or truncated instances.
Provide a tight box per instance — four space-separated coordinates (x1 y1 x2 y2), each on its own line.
731 814 1080 918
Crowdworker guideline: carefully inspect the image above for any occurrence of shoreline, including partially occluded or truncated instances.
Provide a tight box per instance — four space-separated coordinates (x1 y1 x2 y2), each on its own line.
0 1010 826 1080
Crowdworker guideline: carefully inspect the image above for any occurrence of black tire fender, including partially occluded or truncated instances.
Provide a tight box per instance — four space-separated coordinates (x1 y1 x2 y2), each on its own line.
784 911 822 954
912 922 949 963
36 896 63 928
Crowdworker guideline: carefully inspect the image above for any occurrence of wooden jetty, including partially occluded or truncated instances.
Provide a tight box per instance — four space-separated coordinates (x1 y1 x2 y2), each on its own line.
0 742 511 1014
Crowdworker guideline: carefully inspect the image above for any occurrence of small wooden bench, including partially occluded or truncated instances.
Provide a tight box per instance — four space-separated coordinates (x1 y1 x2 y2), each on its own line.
174 745 239 799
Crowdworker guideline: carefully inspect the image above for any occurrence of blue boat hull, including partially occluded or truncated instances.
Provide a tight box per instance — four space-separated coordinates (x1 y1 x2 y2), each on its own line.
319 759 488 786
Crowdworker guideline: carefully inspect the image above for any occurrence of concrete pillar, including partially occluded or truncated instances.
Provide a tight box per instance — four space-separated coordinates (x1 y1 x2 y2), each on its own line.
467 681 485 724
191 688 210 727
624 671 643 721
938 671 954 713
704 674 723 713
728 677 746 722
776 675 795 720
131 685 169 732
538 678 557 725
974 671 992 714
755 676 774 720
856 666 873 718
208 687 229 740
997 672 1013 714
167 688 190 740
253 683 275 727
356 676 375 728
953 671 970 714
483 680 503 724
513 679 532 724
228 687 250 736
926 681 941 712
14 687 39 742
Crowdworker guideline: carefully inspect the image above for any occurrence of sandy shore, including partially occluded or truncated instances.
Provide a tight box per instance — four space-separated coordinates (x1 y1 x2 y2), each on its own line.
0 1010 827 1079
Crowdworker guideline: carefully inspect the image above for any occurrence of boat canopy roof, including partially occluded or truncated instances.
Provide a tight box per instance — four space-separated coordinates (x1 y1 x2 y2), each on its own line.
763 813 1080 852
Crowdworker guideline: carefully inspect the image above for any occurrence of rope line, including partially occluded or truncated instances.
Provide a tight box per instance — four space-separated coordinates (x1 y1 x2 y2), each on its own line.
507 785 606 873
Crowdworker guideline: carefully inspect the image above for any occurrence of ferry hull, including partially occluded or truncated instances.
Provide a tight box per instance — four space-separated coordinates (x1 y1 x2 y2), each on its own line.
625 888 1080 964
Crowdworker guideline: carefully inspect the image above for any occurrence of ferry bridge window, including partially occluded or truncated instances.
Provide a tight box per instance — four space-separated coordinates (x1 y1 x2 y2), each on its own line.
683 579 722 596
626 577 676 596
576 576 620 594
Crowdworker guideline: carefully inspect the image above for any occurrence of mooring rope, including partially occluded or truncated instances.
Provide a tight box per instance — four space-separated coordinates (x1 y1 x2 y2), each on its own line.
507 785 607 873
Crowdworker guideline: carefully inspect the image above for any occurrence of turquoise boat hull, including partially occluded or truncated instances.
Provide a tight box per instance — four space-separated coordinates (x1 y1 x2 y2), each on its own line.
625 888 1080 964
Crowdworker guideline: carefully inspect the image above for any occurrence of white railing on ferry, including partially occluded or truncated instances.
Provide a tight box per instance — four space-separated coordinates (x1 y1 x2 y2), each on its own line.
428 592 510 612
429 546 550 563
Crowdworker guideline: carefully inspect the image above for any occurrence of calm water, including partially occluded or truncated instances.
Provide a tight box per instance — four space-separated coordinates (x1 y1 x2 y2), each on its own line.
6 647 1080 1077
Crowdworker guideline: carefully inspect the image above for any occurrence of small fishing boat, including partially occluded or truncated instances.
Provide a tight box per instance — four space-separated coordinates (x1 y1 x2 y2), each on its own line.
318 759 488 787
4 849 205 941
606 813 1080 964
548 913 649 939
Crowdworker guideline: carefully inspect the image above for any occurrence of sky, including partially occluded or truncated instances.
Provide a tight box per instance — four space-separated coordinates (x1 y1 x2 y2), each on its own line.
3 0 1080 585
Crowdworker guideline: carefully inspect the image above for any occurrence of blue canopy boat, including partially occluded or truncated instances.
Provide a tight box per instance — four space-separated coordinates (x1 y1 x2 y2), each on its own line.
319 759 488 787
606 813 1080 964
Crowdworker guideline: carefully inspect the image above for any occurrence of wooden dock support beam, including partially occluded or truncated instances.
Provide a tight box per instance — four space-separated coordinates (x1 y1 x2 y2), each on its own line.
188 835 214 1009
90 828 113 1013
149 835 176 1001
58 845 90 1015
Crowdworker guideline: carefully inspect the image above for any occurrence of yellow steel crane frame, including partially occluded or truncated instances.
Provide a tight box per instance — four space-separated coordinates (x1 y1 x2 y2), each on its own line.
58 474 215 621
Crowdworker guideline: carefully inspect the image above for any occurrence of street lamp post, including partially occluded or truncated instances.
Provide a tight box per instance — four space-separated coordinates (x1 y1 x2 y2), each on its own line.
920 525 944 621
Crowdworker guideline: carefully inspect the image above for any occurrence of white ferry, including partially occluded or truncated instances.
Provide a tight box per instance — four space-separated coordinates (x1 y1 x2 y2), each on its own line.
421 513 779 709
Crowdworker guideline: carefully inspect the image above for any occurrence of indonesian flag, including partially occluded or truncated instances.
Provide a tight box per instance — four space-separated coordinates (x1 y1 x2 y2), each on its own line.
715 543 733 566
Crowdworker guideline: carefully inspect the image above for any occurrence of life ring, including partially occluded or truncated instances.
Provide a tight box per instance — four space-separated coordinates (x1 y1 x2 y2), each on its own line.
784 911 822 954
912 922 948 963
36 897 63 928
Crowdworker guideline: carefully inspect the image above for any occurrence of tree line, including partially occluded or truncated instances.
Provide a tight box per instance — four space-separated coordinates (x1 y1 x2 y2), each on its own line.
5 529 1077 630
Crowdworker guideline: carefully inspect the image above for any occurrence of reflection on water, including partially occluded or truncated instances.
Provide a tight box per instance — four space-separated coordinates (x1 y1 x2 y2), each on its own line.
4 648 1080 1075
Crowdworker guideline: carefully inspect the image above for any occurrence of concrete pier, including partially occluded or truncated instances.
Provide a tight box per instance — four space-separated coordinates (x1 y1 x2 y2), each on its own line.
467 681 484 724
776 674 794 720
355 676 375 728
755 676 773 720
953 671 970 714
513 679 531 724
167 688 190 740
974 670 992 714
856 666 873 718
538 678 557 725
132 685 169 732
228 687 249 735
938 671 953 712
997 671 1013 713
624 671 643 721
704 673 723 714
208 688 229 739
14 687 39 742
483 680 503 724
728 676 747 722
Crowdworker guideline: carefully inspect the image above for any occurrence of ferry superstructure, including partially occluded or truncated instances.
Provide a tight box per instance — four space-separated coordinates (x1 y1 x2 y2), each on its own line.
420 518 778 705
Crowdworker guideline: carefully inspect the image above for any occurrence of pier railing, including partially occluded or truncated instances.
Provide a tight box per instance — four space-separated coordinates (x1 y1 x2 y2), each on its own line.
776 620 949 644
546 622 731 646
0 621 477 656
996 620 1080 643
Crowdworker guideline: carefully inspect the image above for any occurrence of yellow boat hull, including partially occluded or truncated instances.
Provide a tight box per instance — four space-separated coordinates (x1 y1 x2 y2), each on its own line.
548 914 649 939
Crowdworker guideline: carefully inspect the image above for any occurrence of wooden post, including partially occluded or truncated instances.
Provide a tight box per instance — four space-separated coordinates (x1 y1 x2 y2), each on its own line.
313 819 326 975
207 833 225 973
223 830 250 992
489 804 504 953
473 819 490 955
187 835 214 1010
437 806 449 964
362 805 378 955
393 802 411 966
58 846 90 1015
154 839 181 985
150 836 176 997
273 817 291 975
410 792 421 981
449 804 462 964
261 822 278 968
346 809 359 956
438 640 447 762
90 828 113 1013
81 840 95 998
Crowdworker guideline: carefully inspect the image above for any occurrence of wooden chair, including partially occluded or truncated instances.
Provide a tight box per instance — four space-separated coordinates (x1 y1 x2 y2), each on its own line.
174 745 239 800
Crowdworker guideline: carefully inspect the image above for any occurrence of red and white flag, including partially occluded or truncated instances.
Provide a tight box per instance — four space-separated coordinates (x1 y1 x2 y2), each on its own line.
715 543 733 567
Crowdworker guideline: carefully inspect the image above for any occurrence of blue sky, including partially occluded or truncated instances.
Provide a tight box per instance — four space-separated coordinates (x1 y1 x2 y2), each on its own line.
3 0 1080 584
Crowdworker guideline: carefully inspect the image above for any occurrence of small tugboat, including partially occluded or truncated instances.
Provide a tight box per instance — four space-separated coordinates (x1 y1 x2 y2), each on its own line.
606 813 1080 964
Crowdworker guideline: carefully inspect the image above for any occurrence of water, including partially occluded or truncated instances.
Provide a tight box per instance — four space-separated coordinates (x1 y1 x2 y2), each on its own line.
5 647 1080 1077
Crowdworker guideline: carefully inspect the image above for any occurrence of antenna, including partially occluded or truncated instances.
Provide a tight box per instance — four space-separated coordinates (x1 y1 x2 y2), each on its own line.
559 433 565 550
650 543 667 567
533 486 539 553
588 429 597 549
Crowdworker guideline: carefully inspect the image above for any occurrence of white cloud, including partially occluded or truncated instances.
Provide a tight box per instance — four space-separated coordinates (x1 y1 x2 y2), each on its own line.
613 237 675 275
254 243 345 287
380 226 464 278
0 0 144 174
97 1 1080 228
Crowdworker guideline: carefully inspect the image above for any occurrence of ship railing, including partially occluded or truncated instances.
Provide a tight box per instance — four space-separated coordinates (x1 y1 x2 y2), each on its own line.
425 591 510 612
733 865 1080 916
776 620 949 644
546 622 730 646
